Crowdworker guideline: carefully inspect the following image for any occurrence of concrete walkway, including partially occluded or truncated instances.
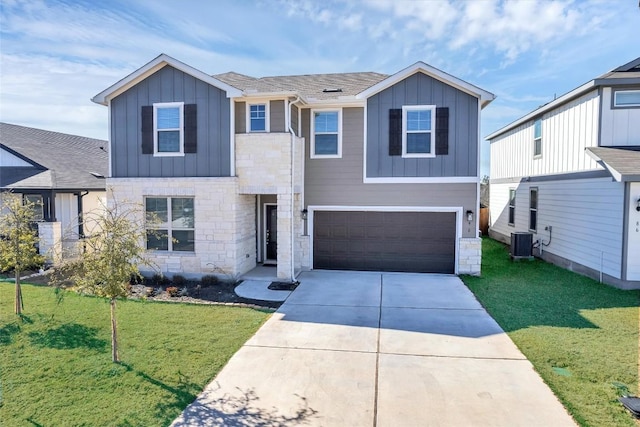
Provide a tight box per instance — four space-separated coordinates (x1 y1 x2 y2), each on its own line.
172 271 576 426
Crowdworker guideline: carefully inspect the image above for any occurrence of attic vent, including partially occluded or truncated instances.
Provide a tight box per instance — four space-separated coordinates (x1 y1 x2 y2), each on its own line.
322 88 343 93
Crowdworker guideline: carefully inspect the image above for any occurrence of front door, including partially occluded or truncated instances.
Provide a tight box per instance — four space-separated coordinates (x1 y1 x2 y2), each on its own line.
265 204 277 263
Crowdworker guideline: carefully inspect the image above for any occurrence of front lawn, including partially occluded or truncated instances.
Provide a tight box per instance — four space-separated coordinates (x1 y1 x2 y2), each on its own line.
0 282 270 426
462 238 639 427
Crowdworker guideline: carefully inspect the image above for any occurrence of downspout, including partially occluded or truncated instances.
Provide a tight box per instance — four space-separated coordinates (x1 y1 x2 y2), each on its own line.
288 96 301 281
77 191 89 238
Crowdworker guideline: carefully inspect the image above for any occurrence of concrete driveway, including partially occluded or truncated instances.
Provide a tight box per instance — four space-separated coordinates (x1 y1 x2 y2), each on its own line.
172 271 576 426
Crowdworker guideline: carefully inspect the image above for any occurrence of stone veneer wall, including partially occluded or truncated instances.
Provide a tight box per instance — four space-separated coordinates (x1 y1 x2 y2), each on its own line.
38 221 62 265
458 237 481 275
106 177 256 279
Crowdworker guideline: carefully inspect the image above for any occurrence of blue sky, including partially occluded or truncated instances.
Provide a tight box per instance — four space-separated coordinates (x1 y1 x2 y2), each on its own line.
0 0 637 175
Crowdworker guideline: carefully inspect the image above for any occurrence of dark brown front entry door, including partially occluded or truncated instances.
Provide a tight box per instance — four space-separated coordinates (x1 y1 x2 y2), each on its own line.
265 205 277 262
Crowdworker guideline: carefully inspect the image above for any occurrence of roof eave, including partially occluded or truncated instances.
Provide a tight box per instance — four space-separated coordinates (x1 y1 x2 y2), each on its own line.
486 80 598 141
91 54 242 106
356 61 495 106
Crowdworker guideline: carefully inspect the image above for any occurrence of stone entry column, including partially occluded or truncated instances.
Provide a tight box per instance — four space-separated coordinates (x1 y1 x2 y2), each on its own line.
37 221 62 265
276 193 293 281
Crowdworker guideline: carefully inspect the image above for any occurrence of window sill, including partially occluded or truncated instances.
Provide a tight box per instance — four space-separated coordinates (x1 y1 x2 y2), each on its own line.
402 153 436 159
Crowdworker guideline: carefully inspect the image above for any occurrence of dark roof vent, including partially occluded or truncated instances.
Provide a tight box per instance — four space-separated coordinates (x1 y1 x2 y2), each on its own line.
322 88 343 93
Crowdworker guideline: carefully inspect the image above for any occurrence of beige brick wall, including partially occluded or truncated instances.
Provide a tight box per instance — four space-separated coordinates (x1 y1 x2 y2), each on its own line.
236 133 304 194
459 237 482 275
106 177 257 279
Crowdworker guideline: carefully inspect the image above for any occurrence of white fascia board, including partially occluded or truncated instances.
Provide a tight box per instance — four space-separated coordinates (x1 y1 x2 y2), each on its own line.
486 80 598 141
356 61 495 107
92 53 242 105
363 176 479 184
585 149 622 182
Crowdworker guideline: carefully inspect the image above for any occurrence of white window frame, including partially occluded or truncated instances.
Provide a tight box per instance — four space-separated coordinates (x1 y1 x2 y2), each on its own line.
508 188 516 226
533 118 542 158
613 89 640 108
145 196 195 252
153 102 184 157
246 102 270 133
311 108 342 159
529 187 538 232
402 105 436 158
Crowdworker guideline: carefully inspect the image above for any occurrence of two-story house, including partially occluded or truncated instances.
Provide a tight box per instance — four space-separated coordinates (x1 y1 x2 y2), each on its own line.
92 54 494 282
487 57 640 290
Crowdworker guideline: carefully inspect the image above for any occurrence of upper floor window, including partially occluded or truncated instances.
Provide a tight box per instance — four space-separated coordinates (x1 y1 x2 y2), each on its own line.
154 102 184 156
402 105 436 158
248 103 269 132
145 197 195 252
311 109 341 158
533 118 542 157
508 188 516 226
613 90 640 108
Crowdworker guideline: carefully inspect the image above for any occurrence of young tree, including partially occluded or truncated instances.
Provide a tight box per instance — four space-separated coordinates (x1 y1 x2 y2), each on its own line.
55 196 155 362
0 192 44 315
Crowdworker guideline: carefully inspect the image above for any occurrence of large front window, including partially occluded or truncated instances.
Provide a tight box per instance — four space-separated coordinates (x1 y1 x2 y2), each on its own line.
154 102 184 155
145 197 194 252
402 105 436 157
311 110 341 158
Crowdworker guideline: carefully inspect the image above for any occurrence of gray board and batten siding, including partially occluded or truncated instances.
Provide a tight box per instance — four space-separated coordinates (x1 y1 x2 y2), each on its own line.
366 72 479 178
110 65 231 178
302 107 478 238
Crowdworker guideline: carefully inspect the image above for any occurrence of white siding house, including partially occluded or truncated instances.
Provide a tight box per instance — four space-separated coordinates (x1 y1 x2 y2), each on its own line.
487 57 640 290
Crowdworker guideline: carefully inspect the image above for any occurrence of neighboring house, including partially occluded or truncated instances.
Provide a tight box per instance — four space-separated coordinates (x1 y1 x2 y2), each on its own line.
0 123 108 261
487 57 640 290
92 54 494 282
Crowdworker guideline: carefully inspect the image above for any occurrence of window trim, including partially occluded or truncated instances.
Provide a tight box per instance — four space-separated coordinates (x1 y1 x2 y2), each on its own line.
310 108 342 159
529 187 538 232
145 196 195 252
23 194 44 222
533 118 542 158
246 102 270 133
153 102 184 157
613 89 640 109
402 105 436 158
508 188 516 226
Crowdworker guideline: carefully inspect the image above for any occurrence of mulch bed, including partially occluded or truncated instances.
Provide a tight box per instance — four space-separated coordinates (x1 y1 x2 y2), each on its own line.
2 271 282 310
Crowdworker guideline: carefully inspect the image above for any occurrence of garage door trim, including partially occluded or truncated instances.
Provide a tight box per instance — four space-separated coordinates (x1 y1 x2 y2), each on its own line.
308 205 463 274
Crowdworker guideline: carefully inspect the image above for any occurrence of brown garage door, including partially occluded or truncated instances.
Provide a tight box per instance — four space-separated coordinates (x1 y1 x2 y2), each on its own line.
313 211 456 274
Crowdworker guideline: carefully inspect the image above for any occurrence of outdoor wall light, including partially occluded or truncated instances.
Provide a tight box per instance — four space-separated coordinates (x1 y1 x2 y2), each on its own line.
636 198 640 212
301 209 308 220
466 210 474 222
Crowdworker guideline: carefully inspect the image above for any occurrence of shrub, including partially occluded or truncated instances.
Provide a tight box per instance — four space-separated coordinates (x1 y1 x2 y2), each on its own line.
200 275 218 287
145 287 156 297
172 274 187 287
166 287 179 297
179 287 189 297
151 273 170 286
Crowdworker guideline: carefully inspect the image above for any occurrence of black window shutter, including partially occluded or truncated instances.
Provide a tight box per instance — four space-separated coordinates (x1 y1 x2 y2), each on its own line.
435 107 449 155
389 108 402 156
184 104 197 153
141 106 153 154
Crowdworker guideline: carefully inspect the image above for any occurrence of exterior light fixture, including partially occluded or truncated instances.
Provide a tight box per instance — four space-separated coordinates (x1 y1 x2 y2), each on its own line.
636 198 640 212
301 209 308 220
466 210 474 222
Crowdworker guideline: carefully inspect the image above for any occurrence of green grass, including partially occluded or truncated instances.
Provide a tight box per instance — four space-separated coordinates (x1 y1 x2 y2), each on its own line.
0 282 270 426
462 238 639 427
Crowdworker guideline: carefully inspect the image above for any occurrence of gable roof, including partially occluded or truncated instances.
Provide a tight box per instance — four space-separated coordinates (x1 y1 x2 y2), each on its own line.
585 146 640 182
92 54 242 105
215 71 388 102
356 62 495 108
487 56 640 140
0 123 108 190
